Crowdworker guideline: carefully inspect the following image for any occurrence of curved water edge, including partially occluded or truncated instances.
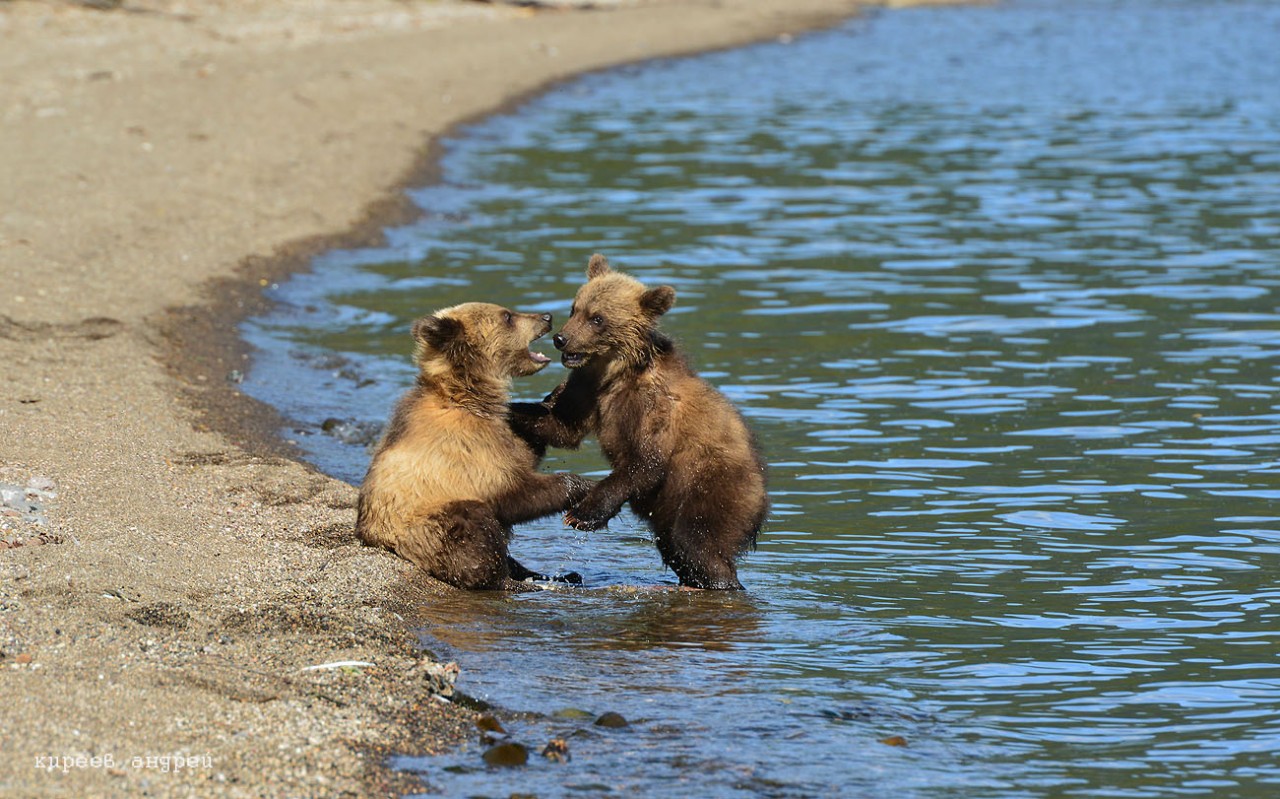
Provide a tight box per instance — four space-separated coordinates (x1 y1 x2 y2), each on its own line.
243 1 1280 796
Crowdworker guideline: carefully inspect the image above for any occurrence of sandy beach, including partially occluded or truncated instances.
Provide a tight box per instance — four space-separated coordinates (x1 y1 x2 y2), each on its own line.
1 0 950 795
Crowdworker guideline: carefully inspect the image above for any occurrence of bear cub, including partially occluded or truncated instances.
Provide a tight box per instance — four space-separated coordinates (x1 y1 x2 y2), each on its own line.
357 302 591 590
511 255 768 590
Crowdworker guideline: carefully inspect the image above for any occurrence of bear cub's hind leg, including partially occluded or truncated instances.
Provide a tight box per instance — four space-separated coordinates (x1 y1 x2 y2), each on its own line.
395 501 510 590
656 518 747 591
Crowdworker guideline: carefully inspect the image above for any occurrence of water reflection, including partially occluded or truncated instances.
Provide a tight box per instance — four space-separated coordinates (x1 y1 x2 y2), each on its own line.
242 0 1280 795
417 587 764 657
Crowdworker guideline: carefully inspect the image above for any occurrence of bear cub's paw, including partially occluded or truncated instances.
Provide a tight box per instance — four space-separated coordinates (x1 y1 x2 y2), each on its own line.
564 498 616 532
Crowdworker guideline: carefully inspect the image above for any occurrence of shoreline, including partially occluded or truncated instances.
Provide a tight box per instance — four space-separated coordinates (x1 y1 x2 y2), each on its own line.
1 1 963 795
158 0 880 467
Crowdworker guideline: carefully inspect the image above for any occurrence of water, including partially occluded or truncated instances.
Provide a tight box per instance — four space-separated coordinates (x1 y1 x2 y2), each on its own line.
241 1 1280 796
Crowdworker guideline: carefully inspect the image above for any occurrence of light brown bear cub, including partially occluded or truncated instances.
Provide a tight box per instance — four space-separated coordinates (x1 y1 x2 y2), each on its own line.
357 302 591 590
511 255 768 590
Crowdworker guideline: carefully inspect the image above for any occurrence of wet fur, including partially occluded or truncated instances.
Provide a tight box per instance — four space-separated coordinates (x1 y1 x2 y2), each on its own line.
357 302 591 590
512 256 767 589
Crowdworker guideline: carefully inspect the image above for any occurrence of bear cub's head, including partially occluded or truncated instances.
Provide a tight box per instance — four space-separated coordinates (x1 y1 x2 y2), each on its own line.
552 254 676 369
412 302 554 380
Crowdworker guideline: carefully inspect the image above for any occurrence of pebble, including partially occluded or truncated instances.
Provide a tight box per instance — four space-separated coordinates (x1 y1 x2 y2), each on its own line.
541 738 570 763
417 659 460 697
593 711 629 729
552 708 593 720
319 418 383 447
481 741 528 767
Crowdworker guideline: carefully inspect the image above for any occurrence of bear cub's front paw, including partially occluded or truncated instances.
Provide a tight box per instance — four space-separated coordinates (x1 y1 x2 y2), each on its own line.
564 502 611 532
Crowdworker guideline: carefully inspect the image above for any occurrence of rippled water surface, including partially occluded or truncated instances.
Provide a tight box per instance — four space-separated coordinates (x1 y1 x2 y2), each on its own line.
243 1 1280 795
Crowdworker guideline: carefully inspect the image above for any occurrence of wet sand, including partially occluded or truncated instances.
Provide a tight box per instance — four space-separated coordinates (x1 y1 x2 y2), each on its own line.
0 0 961 795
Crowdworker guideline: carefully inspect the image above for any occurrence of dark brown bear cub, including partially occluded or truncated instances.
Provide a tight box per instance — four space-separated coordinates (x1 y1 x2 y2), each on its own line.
511 255 767 590
357 302 591 590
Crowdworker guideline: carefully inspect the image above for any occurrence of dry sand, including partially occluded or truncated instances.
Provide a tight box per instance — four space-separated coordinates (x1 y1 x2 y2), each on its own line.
1 0 962 795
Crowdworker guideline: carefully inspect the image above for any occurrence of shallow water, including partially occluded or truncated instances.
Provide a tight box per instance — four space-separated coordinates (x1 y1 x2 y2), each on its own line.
242 0 1280 796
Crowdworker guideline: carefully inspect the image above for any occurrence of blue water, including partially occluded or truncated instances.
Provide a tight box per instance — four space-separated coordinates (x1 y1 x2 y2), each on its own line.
243 1 1280 796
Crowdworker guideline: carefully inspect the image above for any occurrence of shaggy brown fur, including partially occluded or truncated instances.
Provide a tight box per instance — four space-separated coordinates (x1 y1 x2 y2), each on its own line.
357 302 592 590
511 255 767 590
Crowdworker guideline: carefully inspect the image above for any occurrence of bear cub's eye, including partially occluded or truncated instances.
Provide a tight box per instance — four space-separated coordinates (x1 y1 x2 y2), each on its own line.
590 314 604 328
502 311 513 325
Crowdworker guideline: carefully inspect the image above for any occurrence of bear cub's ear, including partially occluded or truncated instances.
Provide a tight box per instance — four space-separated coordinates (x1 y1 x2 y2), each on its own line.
586 253 612 280
412 315 464 350
640 285 676 318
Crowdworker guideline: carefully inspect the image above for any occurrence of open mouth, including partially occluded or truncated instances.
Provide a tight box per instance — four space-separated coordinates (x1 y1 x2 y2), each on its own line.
561 352 587 368
528 331 552 366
